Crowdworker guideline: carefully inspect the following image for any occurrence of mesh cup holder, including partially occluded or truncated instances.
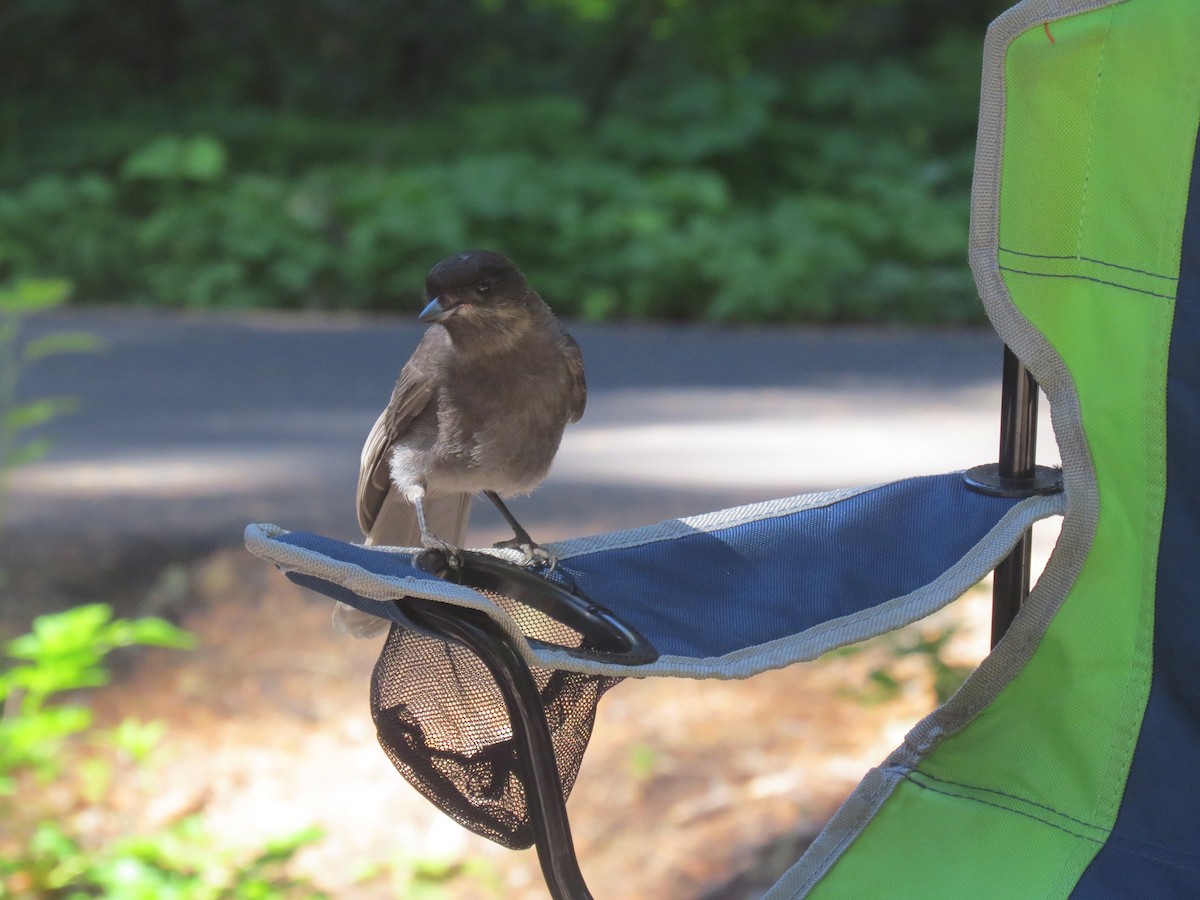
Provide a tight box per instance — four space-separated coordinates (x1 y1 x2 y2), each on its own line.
369 551 655 850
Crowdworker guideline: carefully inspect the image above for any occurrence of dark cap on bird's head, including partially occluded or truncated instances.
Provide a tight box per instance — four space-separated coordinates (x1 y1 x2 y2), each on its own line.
419 250 530 324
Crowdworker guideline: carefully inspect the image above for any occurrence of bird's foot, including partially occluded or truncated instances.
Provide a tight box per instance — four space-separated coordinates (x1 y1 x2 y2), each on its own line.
417 536 464 571
492 537 556 571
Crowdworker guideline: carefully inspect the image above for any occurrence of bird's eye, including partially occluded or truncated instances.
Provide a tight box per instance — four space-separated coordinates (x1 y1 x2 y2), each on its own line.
475 280 491 295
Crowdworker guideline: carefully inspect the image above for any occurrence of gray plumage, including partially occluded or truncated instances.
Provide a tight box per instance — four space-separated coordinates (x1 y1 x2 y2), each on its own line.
336 250 585 637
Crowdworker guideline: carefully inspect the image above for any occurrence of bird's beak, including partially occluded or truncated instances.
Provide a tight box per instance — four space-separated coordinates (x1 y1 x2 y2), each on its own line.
418 297 452 323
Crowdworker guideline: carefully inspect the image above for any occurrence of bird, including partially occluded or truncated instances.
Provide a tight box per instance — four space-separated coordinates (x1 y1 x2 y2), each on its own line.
335 250 586 637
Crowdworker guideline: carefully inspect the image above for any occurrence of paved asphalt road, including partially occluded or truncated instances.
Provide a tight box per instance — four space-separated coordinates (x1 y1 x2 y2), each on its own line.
4 308 1058 621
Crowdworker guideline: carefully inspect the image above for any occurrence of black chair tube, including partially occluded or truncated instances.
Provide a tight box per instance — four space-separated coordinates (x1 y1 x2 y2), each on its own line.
991 347 1039 647
406 602 594 900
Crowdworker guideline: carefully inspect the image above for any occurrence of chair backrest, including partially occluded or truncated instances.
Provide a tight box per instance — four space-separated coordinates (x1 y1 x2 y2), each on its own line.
771 1 1200 895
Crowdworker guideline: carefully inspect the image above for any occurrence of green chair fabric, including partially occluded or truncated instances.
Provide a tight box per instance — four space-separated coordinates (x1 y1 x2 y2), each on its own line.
772 1 1200 895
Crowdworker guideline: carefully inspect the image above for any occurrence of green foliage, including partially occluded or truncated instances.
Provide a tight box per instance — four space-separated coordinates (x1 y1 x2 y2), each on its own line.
899 626 976 705
0 604 327 899
0 67 981 321
0 279 100 535
836 622 975 707
626 742 660 781
66 819 328 900
358 855 504 900
0 2 1001 323
0 178 131 299
122 135 229 183
0 602 193 789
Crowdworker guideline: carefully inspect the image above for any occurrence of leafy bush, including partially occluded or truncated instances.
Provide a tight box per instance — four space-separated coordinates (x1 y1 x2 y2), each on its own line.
0 604 195 791
0 603 328 899
0 180 134 302
0 34 987 323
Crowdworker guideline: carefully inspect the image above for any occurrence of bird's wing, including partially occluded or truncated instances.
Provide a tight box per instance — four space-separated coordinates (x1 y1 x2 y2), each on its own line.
356 406 395 535
343 329 473 639
563 332 587 422
355 329 443 536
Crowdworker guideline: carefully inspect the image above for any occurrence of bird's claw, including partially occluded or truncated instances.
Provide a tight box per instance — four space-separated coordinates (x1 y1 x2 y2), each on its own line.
493 538 556 571
417 538 464 571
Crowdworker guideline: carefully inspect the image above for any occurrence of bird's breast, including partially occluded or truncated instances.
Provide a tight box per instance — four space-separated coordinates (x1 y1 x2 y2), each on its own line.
424 358 572 496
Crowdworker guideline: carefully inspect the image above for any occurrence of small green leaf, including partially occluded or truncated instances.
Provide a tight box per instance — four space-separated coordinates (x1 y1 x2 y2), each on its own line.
180 135 228 182
123 616 197 650
22 331 105 362
8 603 114 659
868 669 901 692
79 754 115 804
105 718 168 763
30 820 81 858
627 743 658 779
253 825 325 864
121 135 185 181
5 436 54 467
0 278 73 314
4 396 77 432
122 134 228 182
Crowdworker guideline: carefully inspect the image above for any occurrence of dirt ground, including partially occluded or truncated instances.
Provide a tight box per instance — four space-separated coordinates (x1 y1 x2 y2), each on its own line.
83 548 996 899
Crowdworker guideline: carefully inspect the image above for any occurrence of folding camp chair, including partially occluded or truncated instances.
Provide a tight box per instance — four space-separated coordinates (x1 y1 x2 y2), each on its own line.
246 0 1200 894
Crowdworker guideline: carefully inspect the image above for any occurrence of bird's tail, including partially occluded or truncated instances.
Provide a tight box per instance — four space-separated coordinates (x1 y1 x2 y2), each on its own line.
332 490 473 638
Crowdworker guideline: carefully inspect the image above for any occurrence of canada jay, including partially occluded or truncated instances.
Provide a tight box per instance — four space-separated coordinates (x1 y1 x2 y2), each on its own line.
336 250 585 636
